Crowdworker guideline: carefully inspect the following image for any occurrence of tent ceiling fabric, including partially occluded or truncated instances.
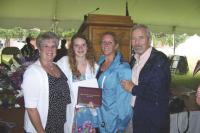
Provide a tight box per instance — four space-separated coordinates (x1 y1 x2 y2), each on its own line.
0 0 200 34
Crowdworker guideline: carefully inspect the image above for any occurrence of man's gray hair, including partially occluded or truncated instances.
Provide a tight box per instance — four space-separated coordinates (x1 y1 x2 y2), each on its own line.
132 24 151 40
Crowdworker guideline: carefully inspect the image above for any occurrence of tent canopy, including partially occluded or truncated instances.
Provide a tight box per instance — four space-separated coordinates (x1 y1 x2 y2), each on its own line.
0 0 200 34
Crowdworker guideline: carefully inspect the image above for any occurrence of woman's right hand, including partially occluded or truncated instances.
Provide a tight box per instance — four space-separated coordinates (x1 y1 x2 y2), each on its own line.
120 80 134 92
196 85 200 105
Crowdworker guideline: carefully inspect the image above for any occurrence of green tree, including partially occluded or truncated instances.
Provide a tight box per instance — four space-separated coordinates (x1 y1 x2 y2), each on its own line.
57 28 76 38
0 28 13 47
174 34 189 46
26 29 40 38
152 32 188 47
12 27 26 39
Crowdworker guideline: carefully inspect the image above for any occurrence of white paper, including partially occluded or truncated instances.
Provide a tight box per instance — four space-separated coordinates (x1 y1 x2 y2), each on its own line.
71 78 99 108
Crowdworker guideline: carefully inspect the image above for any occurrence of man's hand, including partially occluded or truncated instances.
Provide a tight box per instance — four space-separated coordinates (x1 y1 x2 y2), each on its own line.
121 80 134 92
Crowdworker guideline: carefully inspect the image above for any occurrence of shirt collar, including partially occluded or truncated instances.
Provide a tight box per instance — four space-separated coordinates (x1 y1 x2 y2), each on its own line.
134 47 152 63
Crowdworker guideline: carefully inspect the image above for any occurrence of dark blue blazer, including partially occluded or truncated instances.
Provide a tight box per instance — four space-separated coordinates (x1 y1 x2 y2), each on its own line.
131 48 171 133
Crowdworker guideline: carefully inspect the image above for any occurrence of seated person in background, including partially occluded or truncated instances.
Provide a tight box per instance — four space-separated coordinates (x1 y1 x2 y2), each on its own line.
10 53 25 69
54 39 68 62
1 47 21 70
21 36 39 62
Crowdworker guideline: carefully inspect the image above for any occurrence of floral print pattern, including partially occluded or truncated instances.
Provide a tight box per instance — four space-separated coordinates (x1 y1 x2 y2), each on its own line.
71 75 96 133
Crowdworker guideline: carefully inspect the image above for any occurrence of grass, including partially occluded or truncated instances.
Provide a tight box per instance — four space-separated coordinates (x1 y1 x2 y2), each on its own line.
170 55 200 91
171 72 200 91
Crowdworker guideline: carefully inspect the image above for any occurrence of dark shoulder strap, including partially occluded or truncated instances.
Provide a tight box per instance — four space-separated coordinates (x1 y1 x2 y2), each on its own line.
177 110 190 133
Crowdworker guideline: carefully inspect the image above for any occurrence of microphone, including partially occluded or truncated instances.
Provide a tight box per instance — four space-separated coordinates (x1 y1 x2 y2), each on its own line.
87 7 100 15
84 8 100 20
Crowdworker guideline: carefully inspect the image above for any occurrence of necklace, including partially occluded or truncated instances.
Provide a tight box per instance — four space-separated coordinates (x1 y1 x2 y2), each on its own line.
39 59 60 77
42 63 54 71
45 64 55 73
48 64 54 70
45 64 60 78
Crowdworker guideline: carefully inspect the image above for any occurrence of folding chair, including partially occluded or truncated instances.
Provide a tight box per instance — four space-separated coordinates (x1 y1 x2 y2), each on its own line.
1 47 20 67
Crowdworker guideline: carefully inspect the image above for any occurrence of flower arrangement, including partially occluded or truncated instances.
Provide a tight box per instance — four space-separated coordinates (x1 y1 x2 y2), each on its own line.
0 63 26 108
9 66 25 90
0 64 10 89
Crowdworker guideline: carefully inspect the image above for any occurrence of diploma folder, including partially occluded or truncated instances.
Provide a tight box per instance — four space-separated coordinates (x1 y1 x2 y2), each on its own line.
77 86 102 107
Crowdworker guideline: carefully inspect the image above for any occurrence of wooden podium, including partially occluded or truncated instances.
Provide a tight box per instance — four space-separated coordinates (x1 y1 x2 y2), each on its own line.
78 14 133 61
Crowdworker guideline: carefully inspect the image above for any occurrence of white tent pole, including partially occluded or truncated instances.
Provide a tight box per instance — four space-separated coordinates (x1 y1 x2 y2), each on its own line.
172 33 175 54
172 26 176 55
52 0 58 33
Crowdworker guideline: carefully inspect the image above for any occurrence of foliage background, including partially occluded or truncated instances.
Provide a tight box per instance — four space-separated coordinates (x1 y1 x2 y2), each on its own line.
0 27 76 39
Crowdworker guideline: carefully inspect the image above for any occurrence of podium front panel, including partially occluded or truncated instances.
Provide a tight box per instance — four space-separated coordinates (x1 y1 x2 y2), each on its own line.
89 26 131 61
